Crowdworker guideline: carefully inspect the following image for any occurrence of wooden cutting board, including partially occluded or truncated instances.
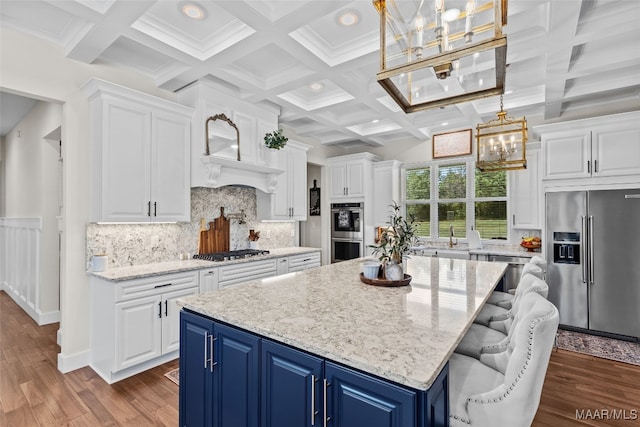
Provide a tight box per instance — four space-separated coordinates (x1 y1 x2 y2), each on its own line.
199 207 230 254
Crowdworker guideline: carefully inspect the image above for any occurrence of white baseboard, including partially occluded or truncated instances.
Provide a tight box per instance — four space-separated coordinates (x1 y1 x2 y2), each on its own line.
57 349 90 373
37 309 60 325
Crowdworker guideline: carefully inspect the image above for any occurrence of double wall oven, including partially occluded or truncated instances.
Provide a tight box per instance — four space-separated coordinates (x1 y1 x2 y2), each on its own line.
331 202 363 263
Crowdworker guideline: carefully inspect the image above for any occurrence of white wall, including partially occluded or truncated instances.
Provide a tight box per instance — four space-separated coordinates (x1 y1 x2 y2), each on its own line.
0 27 181 372
0 136 5 216
301 164 323 254
3 101 62 318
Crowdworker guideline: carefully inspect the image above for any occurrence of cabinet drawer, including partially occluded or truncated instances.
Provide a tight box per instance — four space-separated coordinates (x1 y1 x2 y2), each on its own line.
116 272 198 302
288 252 321 272
219 259 277 287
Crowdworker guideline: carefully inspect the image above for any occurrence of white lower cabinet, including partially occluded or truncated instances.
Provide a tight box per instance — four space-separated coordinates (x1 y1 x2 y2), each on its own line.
199 268 219 293
91 271 198 383
288 251 321 272
218 259 278 288
276 257 289 275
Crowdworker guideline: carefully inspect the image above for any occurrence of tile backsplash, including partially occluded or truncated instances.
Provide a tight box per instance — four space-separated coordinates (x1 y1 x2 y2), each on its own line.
87 186 295 267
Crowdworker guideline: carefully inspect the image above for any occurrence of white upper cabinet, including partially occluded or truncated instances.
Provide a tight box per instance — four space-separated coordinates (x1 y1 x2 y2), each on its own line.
540 112 640 183
84 79 193 223
510 143 541 229
256 141 310 221
328 153 380 200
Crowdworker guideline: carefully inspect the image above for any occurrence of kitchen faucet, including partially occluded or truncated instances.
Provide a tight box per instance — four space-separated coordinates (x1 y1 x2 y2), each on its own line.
449 224 458 248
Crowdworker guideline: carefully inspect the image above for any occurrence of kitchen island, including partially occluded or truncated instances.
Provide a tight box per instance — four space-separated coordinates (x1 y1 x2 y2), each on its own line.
178 256 507 427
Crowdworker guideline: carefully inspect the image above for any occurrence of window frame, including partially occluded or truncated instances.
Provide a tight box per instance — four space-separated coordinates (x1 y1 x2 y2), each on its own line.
401 159 510 242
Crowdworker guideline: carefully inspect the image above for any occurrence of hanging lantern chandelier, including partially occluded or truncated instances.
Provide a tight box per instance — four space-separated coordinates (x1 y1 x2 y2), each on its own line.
476 95 528 172
373 0 508 113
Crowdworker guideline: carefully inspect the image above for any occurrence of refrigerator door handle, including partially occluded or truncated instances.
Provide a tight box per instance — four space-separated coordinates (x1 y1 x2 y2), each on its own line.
588 215 595 285
581 215 588 284
625 194 640 199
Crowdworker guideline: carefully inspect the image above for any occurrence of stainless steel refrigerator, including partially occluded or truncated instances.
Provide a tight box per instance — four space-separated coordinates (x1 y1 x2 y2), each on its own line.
546 189 640 339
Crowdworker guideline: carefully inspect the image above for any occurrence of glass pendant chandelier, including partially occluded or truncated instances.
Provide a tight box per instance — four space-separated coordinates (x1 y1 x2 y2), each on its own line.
476 95 528 172
373 0 508 113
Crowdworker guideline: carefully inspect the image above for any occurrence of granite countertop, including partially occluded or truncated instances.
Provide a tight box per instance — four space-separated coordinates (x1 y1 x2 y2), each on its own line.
90 247 321 282
178 256 508 390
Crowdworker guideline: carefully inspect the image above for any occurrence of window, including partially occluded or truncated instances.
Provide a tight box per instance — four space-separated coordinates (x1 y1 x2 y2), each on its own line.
438 164 467 238
475 170 507 239
402 161 508 241
405 167 430 237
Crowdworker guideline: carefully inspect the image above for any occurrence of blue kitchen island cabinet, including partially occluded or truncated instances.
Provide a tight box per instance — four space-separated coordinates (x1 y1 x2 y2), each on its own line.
179 310 260 427
180 309 448 427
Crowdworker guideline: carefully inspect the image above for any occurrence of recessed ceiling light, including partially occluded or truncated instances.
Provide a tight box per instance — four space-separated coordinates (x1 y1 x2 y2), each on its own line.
181 2 205 20
338 10 360 26
372 119 380 124
441 122 449 126
309 82 324 92
505 90 513 95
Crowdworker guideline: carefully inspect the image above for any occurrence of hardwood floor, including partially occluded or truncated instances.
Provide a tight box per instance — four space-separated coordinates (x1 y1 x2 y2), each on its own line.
1 290 639 426
0 291 179 426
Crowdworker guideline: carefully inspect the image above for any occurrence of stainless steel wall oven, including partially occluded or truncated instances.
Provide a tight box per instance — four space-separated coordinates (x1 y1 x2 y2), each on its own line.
331 202 363 263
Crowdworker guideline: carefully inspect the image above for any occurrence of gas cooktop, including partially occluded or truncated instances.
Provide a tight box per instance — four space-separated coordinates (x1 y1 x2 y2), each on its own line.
193 249 270 262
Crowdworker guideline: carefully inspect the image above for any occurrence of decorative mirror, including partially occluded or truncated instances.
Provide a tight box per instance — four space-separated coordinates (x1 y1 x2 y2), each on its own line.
205 114 240 161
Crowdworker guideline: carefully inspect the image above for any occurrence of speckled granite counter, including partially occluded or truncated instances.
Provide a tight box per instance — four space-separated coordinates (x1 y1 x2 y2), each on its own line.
90 247 321 282
178 256 508 390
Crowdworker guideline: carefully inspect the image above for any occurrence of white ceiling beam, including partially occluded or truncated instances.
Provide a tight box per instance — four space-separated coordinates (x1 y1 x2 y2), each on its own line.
65 0 157 63
542 0 583 120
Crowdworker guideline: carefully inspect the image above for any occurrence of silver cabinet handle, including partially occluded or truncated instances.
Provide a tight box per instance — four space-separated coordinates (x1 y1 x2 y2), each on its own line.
587 160 591 174
581 216 587 284
164 300 168 317
204 333 217 372
203 332 208 368
588 215 594 285
148 201 151 217
594 159 598 173
154 201 157 217
323 379 331 427
625 194 640 199
311 374 318 426
512 214 515 225
158 301 162 318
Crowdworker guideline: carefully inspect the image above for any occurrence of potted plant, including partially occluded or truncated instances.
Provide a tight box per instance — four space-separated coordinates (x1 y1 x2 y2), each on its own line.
370 202 418 281
264 129 288 150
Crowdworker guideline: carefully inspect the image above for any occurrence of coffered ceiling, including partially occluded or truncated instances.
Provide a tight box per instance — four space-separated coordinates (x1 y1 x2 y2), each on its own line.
1 0 639 147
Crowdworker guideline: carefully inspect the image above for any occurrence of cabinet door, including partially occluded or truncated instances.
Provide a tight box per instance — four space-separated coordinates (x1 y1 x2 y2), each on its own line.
325 361 416 427
214 323 260 427
115 295 162 371
180 310 215 427
162 287 199 355
329 163 347 198
102 100 151 221
261 340 323 427
592 125 640 177
199 268 219 293
346 161 365 197
511 147 540 228
151 110 191 222
289 146 307 220
276 257 289 276
270 149 291 219
542 130 591 179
